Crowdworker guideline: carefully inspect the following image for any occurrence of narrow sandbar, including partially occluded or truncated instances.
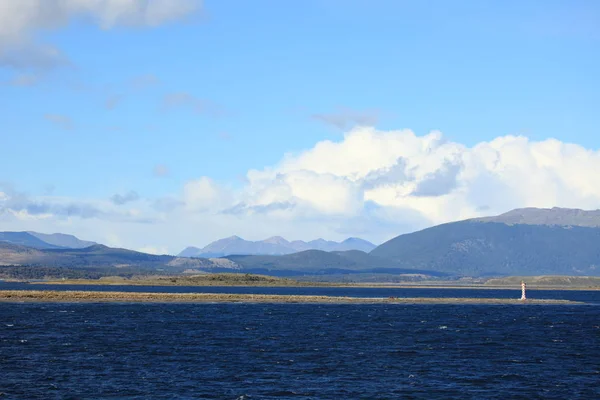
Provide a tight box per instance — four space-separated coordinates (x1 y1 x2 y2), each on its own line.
0 290 582 304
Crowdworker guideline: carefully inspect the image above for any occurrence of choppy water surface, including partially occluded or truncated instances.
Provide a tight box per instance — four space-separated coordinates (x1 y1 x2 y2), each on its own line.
1 302 599 399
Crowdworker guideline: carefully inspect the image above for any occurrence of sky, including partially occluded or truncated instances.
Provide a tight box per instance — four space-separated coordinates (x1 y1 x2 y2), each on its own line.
0 0 599 254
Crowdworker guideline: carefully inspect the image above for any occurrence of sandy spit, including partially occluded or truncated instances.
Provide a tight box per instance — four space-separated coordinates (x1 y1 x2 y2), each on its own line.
0 290 582 304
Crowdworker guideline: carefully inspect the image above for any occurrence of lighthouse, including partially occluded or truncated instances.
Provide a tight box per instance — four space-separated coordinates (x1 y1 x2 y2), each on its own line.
520 281 527 301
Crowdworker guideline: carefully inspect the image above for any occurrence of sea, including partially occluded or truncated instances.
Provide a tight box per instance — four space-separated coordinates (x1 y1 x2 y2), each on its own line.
1 283 599 399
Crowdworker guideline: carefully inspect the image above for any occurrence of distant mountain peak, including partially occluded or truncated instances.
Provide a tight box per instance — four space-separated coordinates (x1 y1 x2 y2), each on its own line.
475 207 600 228
225 235 243 241
26 231 96 249
0 231 98 252
177 235 377 258
342 237 370 243
263 236 290 245
178 246 202 258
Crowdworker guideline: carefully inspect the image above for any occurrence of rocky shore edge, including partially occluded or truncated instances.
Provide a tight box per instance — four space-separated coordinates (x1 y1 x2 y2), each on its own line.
0 290 582 304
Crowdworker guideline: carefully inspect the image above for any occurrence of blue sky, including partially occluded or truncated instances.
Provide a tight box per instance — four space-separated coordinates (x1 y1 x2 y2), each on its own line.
1 0 599 253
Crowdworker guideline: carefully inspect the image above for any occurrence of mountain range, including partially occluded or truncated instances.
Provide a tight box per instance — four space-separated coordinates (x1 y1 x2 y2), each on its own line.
0 231 96 250
3 207 600 279
178 236 377 258
371 220 600 276
0 241 228 278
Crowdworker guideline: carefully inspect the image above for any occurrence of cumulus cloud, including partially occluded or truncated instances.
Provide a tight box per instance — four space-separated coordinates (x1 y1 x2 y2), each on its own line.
4 126 600 253
411 161 462 197
239 127 600 230
0 0 202 69
312 107 381 130
44 113 73 130
183 177 230 212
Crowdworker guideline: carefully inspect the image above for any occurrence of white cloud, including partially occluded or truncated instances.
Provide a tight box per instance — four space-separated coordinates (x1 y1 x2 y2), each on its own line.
183 177 230 212
137 246 169 255
240 170 361 216
4 127 600 253
0 0 202 69
241 127 600 228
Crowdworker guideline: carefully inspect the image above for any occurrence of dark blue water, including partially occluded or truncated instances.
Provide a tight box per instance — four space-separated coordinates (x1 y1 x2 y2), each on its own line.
2 281 600 303
1 302 599 399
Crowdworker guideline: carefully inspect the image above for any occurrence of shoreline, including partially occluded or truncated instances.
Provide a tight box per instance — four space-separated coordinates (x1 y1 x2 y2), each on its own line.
0 290 583 304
